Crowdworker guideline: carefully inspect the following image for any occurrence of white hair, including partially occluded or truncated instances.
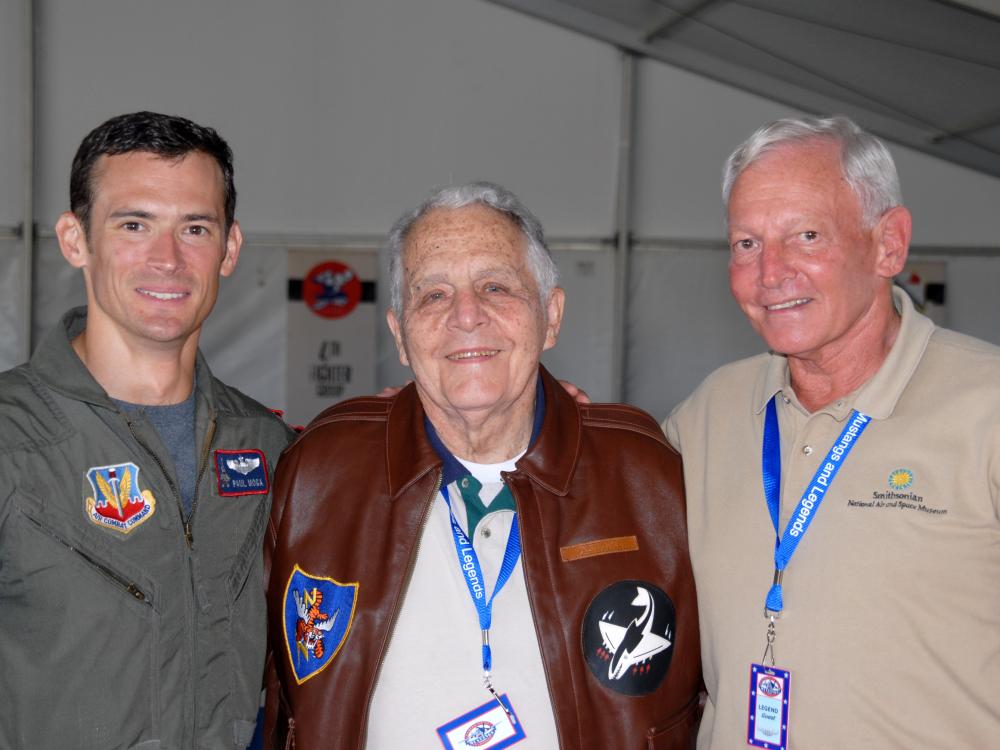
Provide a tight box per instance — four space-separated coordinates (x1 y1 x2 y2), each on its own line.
387 181 559 319
722 115 903 228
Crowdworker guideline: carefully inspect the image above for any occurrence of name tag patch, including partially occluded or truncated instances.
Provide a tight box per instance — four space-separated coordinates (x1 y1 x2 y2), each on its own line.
436 694 526 749
215 449 269 496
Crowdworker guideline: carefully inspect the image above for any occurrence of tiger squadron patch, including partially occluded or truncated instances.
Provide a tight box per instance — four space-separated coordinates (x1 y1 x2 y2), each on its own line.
283 565 359 684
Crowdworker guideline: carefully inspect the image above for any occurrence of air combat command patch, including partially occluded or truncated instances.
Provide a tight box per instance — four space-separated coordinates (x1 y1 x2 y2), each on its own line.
283 565 359 684
84 462 157 534
581 580 676 696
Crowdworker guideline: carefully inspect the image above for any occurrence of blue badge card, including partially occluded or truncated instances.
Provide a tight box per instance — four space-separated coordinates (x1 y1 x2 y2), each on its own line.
747 663 791 749
436 694 526 749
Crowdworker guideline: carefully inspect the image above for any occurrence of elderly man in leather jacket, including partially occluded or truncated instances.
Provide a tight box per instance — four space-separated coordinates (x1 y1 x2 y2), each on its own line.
265 182 701 749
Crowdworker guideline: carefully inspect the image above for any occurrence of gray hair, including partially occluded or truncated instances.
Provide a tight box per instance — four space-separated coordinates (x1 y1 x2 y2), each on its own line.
722 115 903 228
387 181 559 319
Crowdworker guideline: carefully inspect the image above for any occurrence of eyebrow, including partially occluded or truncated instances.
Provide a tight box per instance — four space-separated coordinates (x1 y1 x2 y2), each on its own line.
107 209 220 224
183 213 221 224
109 209 155 220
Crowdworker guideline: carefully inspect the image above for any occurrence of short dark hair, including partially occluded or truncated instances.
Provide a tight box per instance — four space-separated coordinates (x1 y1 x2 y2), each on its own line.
69 111 236 233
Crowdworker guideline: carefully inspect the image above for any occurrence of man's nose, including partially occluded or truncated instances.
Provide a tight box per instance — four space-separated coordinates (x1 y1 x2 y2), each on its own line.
147 232 185 273
448 288 489 331
759 240 794 288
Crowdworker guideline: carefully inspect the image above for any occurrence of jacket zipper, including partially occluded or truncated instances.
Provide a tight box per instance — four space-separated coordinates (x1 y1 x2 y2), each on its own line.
21 512 153 607
184 414 217 547
357 470 442 749
126 409 215 748
125 413 216 548
125 420 188 546
501 471 563 750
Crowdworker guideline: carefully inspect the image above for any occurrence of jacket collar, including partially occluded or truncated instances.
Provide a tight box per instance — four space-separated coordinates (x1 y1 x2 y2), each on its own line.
424 375 546 488
385 365 579 499
31 306 218 409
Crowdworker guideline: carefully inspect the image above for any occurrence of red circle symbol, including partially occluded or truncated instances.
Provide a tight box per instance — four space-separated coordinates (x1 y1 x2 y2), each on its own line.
758 676 782 698
302 261 361 319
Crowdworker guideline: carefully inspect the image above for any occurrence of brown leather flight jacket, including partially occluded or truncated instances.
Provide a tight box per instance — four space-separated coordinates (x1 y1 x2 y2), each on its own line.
265 367 700 749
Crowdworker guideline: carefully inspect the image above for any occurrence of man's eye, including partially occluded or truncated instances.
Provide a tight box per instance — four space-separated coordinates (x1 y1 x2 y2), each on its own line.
800 231 818 241
188 225 207 236
732 239 756 252
422 291 445 304
484 283 504 293
122 222 143 232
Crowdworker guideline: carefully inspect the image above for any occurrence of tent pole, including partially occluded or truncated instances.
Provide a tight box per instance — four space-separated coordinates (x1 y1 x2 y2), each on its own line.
20 0 35 361
612 51 637 402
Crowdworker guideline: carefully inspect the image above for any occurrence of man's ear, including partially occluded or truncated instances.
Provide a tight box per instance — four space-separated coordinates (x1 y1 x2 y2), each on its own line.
386 309 410 367
56 212 89 269
874 205 911 278
220 221 243 277
542 287 565 351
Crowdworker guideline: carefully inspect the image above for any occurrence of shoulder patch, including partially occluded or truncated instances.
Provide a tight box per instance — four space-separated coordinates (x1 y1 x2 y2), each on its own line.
581 580 675 696
283 565 359 684
215 449 269 496
84 462 156 534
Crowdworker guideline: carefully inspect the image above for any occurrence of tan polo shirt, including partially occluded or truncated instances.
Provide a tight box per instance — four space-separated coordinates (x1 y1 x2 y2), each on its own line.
666 289 1000 749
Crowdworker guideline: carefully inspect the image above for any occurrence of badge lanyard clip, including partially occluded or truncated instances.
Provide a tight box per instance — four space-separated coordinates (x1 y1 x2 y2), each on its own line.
442 484 521 723
760 396 871 654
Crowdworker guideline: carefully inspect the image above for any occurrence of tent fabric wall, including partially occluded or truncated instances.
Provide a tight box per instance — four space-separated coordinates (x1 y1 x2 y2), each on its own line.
5 0 1000 421
0 241 25 371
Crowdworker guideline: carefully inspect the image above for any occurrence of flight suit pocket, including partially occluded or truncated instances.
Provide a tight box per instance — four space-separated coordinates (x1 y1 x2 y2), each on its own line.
8 493 161 746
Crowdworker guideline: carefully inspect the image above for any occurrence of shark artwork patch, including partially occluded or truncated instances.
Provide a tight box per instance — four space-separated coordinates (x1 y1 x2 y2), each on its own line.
283 565 359 684
215 449 269 496
84 462 156 534
581 580 675 696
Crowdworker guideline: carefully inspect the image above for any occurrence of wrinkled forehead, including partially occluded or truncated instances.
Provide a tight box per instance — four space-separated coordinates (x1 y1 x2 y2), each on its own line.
402 204 530 277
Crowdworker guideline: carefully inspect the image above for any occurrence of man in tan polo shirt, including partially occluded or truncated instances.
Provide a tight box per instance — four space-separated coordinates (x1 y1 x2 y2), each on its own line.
666 115 1000 749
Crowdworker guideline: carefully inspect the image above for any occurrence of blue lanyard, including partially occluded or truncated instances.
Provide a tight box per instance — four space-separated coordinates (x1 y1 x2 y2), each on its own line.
442 484 522 673
761 396 871 614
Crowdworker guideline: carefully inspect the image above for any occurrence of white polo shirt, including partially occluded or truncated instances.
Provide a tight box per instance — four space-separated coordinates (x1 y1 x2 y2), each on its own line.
366 453 559 749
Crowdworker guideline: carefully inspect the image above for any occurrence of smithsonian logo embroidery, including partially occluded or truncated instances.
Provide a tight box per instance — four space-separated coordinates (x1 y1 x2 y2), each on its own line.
847 466 947 516
84 462 156 534
888 468 914 490
283 565 358 684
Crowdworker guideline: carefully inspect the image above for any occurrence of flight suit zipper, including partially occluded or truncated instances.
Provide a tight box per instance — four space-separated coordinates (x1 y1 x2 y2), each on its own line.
125 409 217 747
185 415 217 546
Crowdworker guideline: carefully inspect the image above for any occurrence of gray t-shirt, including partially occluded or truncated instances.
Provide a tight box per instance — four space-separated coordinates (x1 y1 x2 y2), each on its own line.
114 392 197 515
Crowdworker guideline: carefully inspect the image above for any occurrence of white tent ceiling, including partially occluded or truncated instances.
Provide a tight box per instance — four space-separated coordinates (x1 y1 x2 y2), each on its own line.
486 0 1000 178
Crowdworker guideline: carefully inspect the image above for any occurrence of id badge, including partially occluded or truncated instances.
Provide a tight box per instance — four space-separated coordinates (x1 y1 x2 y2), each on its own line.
747 663 790 749
436 693 526 749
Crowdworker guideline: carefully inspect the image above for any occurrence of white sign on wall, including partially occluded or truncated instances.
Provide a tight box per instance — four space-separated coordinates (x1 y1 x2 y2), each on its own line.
286 249 378 426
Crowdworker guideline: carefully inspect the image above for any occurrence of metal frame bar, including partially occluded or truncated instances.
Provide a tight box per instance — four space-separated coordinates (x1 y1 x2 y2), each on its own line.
611 52 638 402
21 0 34 360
